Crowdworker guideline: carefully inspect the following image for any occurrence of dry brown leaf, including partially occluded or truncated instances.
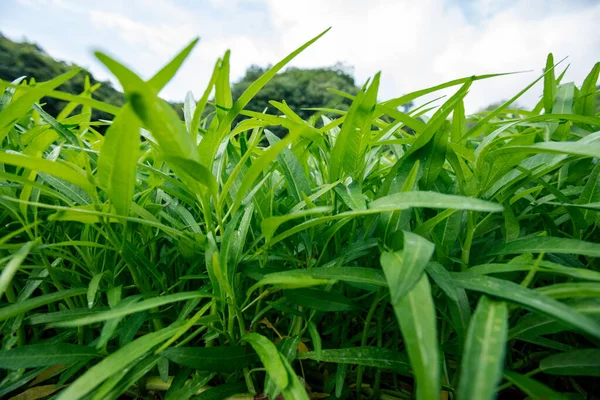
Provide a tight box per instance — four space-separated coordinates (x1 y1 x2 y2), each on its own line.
28 365 64 387
9 384 62 400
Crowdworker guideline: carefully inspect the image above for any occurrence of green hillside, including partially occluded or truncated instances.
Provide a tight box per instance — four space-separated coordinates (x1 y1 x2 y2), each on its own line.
0 33 125 121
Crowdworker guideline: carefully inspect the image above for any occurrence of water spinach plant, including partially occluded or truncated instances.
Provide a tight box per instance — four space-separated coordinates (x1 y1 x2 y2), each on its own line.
0 29 599 399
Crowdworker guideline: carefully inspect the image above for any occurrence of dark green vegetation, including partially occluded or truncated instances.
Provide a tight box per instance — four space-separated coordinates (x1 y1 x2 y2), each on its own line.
0 33 363 133
0 33 124 122
232 63 358 120
232 63 359 134
0 29 600 400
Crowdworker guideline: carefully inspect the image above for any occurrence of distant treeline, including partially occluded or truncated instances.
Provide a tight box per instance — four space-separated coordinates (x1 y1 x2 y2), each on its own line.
0 33 363 132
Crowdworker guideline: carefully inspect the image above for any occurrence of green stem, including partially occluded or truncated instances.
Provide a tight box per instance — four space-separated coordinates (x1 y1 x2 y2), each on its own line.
373 301 385 399
206 301 218 348
521 252 545 288
243 368 256 395
356 290 382 399
41 254 76 309
461 212 474 268
4 284 25 346
290 306 304 337
496 368 541 392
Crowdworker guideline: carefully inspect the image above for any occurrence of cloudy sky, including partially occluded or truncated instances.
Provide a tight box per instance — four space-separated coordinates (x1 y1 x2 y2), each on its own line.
2 0 599 112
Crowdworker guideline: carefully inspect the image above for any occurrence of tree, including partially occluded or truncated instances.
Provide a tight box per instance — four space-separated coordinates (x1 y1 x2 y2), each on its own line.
231 63 360 135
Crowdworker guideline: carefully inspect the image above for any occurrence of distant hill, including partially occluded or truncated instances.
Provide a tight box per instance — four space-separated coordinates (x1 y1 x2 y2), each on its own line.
0 33 186 122
0 33 125 121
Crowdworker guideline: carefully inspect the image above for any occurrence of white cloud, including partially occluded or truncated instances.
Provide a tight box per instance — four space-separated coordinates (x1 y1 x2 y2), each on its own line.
5 0 599 112
260 0 600 111
88 10 195 57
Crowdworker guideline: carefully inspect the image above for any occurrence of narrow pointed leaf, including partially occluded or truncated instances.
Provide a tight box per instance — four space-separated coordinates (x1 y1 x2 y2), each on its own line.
457 296 508 400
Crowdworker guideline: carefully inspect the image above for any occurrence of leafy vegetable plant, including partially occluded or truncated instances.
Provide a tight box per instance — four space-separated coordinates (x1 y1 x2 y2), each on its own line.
0 29 599 399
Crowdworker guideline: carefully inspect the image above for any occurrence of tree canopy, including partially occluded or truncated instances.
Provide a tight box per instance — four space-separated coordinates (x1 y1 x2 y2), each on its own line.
231 64 360 134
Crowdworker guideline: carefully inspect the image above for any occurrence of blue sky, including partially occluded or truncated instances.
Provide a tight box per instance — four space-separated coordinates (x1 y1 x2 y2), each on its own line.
2 0 599 112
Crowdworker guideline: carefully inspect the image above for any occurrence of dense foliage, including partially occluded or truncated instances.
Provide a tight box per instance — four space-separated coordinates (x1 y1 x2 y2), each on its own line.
232 64 359 124
0 30 599 400
0 33 364 131
0 33 124 122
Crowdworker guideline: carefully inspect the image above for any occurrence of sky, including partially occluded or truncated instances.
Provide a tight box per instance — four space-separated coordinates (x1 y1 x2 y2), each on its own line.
1 0 599 113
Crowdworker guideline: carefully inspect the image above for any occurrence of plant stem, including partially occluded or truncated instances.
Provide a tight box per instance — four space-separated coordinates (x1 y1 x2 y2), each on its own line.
461 212 474 268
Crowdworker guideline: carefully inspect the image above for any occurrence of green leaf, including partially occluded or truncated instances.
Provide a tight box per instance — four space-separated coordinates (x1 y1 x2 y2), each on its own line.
265 130 311 203
457 296 508 400
0 68 81 142
95 50 199 169
329 73 379 181
371 191 503 213
504 371 569 400
284 288 358 312
183 91 195 132
265 336 301 398
394 82 471 172
461 66 559 141
247 273 332 296
57 322 185 400
425 262 459 302
307 321 322 362
539 349 600 376
381 72 516 113
451 273 600 339
280 356 310 400
261 207 331 243
200 28 330 171
335 181 366 211
389 274 440 399
574 62 599 117
190 60 218 141
380 231 435 302
421 210 460 261
392 83 471 183
266 193 500 248
165 372 214 400
0 344 100 369
161 346 257 373
0 288 86 322
426 262 471 340
97 106 140 216
55 292 212 327
0 241 33 300
253 267 387 290
296 347 411 375
469 261 600 282
451 99 466 142
503 202 520 242
421 121 449 189
193 382 247 400
536 282 600 300
225 28 329 128
214 51 232 124
509 299 600 340
164 155 218 195
86 272 104 309
553 83 574 114
242 333 288 390
487 141 600 160
32 103 79 145
488 236 600 258
0 151 94 196
231 125 309 215
543 53 557 114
